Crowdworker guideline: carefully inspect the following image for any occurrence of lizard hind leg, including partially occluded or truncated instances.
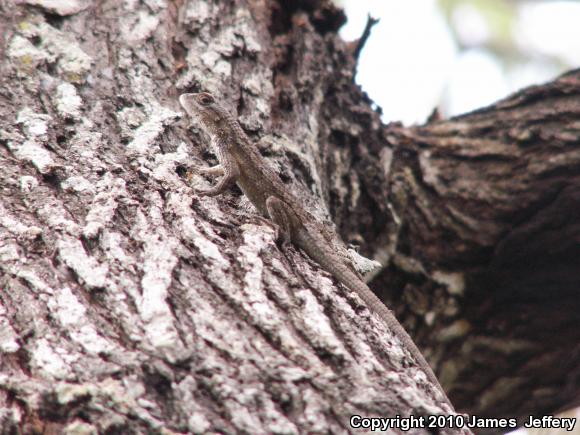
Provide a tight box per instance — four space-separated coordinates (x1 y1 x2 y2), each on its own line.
320 222 361 277
265 196 293 246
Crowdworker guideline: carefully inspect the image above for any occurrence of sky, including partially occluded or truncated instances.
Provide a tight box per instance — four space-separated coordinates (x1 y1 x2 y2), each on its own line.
340 0 580 125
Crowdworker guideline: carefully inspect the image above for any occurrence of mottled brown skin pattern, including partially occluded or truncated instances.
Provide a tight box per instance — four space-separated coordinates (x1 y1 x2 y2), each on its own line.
179 92 452 406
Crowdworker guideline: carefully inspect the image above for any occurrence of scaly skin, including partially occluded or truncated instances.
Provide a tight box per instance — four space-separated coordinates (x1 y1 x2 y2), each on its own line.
179 92 452 406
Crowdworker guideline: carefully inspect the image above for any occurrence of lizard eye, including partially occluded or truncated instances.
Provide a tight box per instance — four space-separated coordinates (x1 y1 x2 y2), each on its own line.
198 93 214 106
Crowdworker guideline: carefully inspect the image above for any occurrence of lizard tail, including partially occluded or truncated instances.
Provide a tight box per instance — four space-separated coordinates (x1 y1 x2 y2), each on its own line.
293 228 451 405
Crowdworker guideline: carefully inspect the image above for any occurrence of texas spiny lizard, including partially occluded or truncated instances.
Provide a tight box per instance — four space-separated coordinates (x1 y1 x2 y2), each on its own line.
179 92 450 405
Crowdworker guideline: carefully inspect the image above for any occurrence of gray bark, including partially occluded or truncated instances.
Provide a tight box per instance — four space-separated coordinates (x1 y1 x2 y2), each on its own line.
0 1 461 434
377 73 580 424
1 0 577 434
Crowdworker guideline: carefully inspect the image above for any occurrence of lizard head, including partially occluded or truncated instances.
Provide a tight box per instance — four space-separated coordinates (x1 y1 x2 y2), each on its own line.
179 92 232 139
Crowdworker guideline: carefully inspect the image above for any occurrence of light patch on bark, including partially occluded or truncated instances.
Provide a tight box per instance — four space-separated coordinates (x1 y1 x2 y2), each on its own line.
132 200 181 352
47 287 114 355
233 7 262 54
182 0 213 30
0 203 43 240
7 139 56 174
125 106 181 159
201 51 231 78
218 227 335 374
294 279 348 356
100 230 133 267
164 189 234 296
0 240 21 263
57 238 108 289
120 10 160 44
181 217 229 268
13 268 54 295
238 225 271 294
242 74 268 97
11 14 92 81
9 108 58 173
178 4 261 92
61 176 95 195
116 106 147 139
37 201 81 235
54 82 83 119
239 69 274 130
236 225 284 328
478 377 528 410
19 0 91 16
467 336 537 355
174 376 212 433
261 133 327 215
16 107 51 138
83 174 128 238
0 305 20 353
32 338 76 379
20 175 39 192
301 388 333 433
67 128 103 167
7 34 50 71
152 143 192 189
63 420 97 435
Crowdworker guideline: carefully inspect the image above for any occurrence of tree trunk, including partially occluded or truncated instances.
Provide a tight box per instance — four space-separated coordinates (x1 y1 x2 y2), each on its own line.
0 0 577 433
375 71 580 424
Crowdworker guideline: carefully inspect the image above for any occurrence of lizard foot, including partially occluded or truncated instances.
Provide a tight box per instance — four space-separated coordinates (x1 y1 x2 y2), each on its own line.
248 215 291 247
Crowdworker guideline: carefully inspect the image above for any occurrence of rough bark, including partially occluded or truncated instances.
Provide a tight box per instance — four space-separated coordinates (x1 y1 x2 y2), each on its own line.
0 0 577 434
374 72 580 424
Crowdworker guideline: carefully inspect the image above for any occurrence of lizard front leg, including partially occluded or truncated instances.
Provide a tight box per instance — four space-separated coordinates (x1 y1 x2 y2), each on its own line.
197 164 224 176
194 164 238 196
194 145 239 197
187 164 224 184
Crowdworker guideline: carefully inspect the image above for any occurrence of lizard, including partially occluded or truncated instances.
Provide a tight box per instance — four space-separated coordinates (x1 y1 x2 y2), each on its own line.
179 91 451 405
